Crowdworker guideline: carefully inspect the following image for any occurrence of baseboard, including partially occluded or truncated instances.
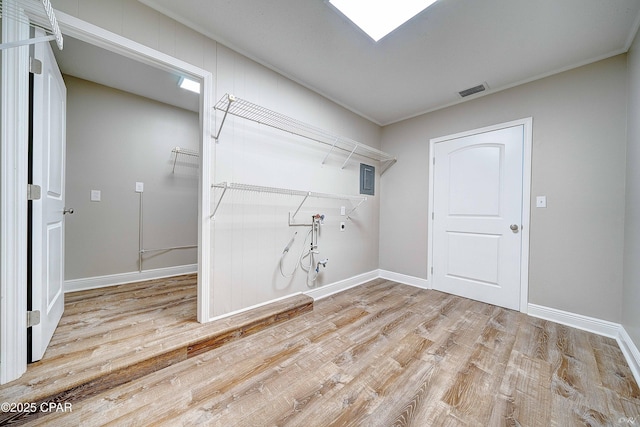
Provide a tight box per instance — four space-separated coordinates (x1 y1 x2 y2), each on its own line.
378 269 430 289
207 292 307 322
617 326 640 387
64 264 198 293
207 271 378 322
527 303 620 338
528 303 640 386
304 270 379 300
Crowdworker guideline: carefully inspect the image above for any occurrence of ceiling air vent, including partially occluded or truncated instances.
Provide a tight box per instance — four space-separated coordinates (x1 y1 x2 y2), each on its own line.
458 83 487 98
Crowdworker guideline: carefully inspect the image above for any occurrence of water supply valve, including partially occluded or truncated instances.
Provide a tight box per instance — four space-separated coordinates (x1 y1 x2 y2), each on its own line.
315 258 329 273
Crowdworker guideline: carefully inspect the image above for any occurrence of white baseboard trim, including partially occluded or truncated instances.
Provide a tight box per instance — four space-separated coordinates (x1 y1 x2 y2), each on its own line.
64 264 198 293
378 269 430 289
617 326 640 387
304 270 379 301
528 303 640 386
527 303 620 338
208 270 379 322
207 292 305 323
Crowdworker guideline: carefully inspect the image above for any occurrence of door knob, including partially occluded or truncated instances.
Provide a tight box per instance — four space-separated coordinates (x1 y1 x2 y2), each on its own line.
510 224 519 233
63 208 74 215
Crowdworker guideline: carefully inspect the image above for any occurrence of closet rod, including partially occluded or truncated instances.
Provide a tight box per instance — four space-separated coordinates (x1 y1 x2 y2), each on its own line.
141 245 197 254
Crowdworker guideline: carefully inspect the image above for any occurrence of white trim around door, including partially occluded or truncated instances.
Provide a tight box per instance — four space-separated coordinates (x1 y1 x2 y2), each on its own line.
0 3 30 384
0 10 213 384
427 117 532 313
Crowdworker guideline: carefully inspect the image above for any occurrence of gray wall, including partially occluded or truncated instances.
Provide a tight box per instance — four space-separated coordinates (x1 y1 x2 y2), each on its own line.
65 76 199 279
624 31 640 348
380 55 628 323
55 0 382 317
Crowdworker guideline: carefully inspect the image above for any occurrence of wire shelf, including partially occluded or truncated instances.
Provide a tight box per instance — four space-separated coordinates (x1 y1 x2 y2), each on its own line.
212 182 364 201
0 0 63 50
213 94 396 174
171 147 199 157
171 147 199 173
210 182 366 221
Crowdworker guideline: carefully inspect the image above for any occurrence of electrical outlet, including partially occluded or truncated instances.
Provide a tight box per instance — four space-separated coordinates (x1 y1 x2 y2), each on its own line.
135 182 144 193
340 206 346 216
536 196 547 208
90 190 101 202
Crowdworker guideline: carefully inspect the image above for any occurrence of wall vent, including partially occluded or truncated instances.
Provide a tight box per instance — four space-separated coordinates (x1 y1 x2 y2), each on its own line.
458 83 487 98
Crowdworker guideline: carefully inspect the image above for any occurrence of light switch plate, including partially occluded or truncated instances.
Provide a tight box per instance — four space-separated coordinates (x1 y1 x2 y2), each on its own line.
340 206 346 216
536 196 547 208
135 182 144 193
90 190 101 202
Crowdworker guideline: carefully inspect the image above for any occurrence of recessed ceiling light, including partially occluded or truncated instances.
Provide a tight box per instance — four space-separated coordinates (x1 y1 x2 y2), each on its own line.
328 0 438 42
178 76 201 94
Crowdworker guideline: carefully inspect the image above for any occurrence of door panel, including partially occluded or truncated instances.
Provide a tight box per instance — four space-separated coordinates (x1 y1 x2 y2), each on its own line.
432 125 523 310
30 31 66 362
46 223 63 309
448 145 502 216
47 74 64 197
446 232 500 285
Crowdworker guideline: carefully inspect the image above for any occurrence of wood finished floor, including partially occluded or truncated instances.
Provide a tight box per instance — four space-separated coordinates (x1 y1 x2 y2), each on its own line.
0 273 311 422
8 277 640 426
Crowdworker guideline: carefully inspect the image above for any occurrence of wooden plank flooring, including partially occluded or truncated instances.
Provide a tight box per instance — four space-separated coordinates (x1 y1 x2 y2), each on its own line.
0 274 312 425
3 277 640 426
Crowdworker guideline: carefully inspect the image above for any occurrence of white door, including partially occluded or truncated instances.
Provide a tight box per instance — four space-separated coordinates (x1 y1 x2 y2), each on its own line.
30 33 67 362
432 125 523 310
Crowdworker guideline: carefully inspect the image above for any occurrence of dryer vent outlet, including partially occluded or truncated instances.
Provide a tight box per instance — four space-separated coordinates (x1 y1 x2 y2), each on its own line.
458 83 487 98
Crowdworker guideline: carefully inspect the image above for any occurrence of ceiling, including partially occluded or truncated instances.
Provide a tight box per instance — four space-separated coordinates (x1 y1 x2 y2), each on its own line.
53 35 199 113
135 0 640 125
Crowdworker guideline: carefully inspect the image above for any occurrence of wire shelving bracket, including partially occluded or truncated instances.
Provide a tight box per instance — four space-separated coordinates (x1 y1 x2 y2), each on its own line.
212 93 397 174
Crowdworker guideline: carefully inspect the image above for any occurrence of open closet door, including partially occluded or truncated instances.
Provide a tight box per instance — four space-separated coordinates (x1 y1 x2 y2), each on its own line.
29 29 67 362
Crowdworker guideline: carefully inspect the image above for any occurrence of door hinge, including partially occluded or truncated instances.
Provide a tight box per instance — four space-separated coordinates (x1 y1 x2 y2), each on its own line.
29 57 42 75
431 266 434 275
27 184 41 201
27 310 41 327
432 157 435 165
432 212 434 220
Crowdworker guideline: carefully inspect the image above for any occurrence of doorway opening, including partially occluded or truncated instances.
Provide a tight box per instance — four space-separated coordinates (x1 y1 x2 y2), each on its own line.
1 10 212 383
56 35 201 291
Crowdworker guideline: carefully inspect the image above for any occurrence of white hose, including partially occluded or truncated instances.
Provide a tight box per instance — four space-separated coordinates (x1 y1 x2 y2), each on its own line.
278 229 312 278
278 216 326 286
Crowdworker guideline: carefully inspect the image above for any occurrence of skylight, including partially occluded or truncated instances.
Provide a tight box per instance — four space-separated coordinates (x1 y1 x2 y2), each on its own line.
328 0 438 42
